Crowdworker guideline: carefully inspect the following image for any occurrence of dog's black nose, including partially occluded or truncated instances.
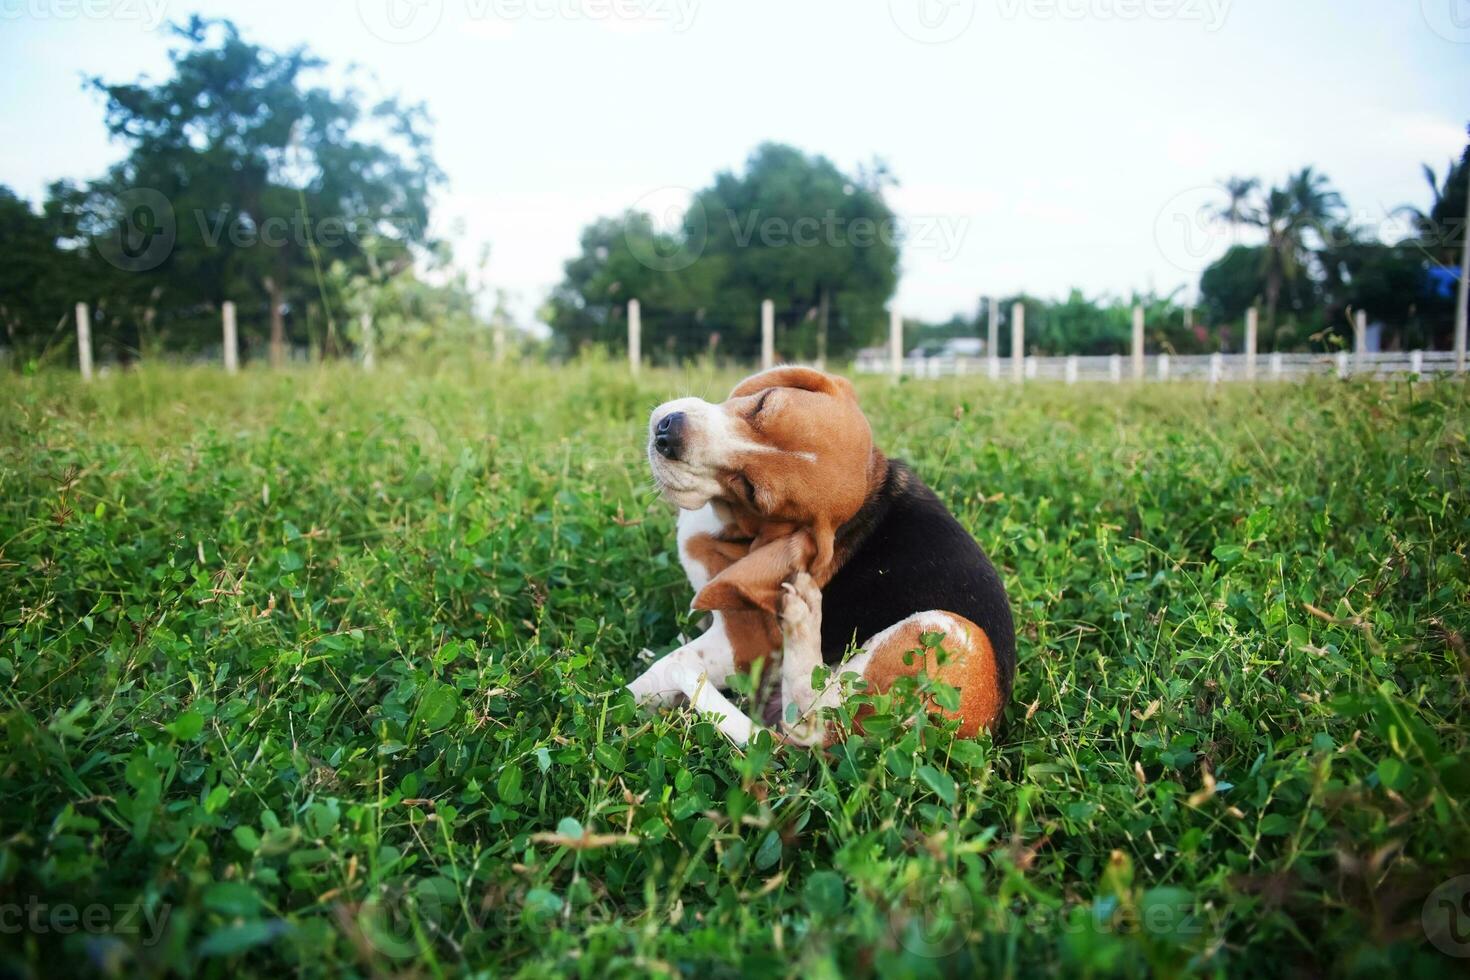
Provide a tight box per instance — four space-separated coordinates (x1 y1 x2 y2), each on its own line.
653 411 686 460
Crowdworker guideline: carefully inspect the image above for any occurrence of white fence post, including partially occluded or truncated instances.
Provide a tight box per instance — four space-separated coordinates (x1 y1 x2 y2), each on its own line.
761 299 775 371
987 296 999 375
75 302 93 381
1354 309 1367 372
1109 353 1122 383
627 299 641 375
1131 305 1145 380
1410 350 1424 376
1209 352 1222 385
1270 352 1282 379
1455 161 1469 373
1011 302 1025 383
1245 307 1258 381
889 307 903 378
1336 350 1349 379
1065 355 1078 384
222 301 238 374
361 311 375 372
1158 352 1170 380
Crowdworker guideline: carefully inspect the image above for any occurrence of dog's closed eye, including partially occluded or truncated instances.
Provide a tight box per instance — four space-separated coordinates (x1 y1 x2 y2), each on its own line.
748 389 775 426
734 473 759 507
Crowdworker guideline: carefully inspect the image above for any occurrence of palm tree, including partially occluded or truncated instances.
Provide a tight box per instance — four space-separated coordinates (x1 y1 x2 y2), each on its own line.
1395 159 1466 269
1215 168 1344 334
1217 176 1260 226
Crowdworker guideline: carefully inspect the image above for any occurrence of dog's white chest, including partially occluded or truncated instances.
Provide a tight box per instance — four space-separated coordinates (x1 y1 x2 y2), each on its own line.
676 502 735 591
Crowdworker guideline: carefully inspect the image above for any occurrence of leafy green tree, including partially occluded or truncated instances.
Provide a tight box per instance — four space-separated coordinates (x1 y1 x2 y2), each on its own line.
1022 290 1131 355
1001 290 1211 357
1321 239 1439 349
691 144 899 362
1200 245 1321 350
547 144 899 361
1200 245 1264 328
71 17 441 362
0 186 76 361
0 181 164 365
334 238 500 360
546 213 727 360
915 291 1203 359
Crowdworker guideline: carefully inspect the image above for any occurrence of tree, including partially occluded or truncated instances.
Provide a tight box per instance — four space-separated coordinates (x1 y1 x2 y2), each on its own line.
1215 167 1344 336
691 144 899 362
545 213 727 360
1219 176 1260 226
1320 238 1439 350
1393 135 1468 350
1397 150 1469 271
1200 245 1265 327
1200 244 1321 349
0 187 75 360
0 182 157 365
1327 135 1470 351
73 17 441 362
547 144 900 361
1030 290 1131 355
333 238 492 360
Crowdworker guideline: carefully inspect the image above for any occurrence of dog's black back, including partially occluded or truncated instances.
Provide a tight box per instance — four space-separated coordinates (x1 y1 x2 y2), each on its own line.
821 460 1016 704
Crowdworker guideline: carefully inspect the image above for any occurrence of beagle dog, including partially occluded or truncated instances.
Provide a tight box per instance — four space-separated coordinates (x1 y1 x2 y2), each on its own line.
626 366 1015 747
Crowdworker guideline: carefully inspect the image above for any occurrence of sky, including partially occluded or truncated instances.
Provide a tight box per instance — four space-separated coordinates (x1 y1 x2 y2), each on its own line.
1 0 1466 329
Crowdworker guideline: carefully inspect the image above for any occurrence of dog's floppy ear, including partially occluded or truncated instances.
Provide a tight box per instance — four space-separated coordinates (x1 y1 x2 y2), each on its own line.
730 366 855 401
692 526 814 615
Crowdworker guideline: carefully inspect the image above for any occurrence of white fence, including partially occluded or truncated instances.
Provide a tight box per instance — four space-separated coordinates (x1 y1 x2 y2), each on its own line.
851 299 1466 384
55 296 1468 382
855 350 1463 383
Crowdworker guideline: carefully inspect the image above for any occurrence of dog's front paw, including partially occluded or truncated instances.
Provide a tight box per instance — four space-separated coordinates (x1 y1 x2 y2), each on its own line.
779 572 822 640
626 663 685 708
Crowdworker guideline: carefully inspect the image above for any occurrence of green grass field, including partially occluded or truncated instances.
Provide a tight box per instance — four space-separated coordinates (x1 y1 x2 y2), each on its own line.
2 361 1468 978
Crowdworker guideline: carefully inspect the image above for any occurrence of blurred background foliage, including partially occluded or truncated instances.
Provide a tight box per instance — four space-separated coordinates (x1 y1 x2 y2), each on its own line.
0 18 1465 369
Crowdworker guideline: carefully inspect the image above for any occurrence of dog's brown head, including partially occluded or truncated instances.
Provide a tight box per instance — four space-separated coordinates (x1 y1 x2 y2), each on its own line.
647 367 883 614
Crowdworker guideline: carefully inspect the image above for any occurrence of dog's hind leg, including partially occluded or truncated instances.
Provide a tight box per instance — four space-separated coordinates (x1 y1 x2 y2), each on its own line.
855 611 1004 738
777 585 1005 744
